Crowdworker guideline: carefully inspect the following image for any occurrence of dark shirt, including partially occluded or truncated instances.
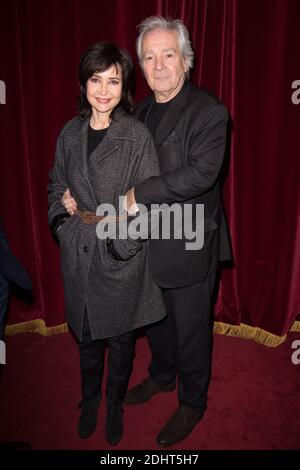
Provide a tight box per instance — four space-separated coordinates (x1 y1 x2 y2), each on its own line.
88 126 107 156
147 100 171 135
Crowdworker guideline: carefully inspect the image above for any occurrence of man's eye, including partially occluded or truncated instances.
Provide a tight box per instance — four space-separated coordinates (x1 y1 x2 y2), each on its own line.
145 56 153 62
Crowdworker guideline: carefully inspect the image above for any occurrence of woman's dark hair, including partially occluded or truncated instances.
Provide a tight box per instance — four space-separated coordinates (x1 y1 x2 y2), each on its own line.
78 42 135 118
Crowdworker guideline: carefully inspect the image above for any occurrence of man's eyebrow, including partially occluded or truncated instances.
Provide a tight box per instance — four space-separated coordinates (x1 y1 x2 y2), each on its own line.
143 47 177 54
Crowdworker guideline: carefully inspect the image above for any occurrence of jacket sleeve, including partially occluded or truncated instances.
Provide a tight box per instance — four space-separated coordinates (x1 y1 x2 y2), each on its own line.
48 135 70 235
134 104 228 205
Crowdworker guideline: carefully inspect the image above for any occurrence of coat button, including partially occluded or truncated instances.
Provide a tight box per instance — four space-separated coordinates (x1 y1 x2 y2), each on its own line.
83 246 89 253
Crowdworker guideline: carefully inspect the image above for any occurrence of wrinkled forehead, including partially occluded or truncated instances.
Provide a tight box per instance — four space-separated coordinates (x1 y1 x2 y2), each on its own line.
142 29 180 54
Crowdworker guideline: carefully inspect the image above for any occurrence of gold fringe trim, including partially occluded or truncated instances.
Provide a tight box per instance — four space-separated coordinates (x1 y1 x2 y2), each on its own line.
290 320 300 332
5 319 68 337
213 321 289 347
4 319 300 347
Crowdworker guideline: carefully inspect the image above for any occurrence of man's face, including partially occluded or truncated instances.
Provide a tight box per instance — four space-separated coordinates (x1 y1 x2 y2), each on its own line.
141 29 187 102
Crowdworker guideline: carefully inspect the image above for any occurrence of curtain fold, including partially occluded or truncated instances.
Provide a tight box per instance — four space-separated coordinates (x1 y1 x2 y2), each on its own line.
1 0 299 343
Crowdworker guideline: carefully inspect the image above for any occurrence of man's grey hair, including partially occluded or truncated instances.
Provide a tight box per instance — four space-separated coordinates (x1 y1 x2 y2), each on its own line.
136 16 194 77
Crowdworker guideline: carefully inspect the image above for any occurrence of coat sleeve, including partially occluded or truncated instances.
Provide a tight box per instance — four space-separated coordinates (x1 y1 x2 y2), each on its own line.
48 135 70 235
108 131 160 261
131 131 160 185
134 104 228 205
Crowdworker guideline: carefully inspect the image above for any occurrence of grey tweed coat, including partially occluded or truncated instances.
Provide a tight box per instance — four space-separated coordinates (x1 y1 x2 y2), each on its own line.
48 110 166 341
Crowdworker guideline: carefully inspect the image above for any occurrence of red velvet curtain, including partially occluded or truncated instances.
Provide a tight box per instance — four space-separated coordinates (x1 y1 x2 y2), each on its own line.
0 0 299 338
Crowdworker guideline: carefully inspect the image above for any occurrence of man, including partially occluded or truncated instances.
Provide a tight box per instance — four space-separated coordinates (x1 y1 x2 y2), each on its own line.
124 16 231 447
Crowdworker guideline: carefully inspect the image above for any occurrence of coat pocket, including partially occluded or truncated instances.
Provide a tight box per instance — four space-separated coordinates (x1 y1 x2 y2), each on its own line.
57 215 77 245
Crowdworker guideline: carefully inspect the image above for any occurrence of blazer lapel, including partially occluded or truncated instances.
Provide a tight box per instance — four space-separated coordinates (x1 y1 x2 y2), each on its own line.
147 81 190 148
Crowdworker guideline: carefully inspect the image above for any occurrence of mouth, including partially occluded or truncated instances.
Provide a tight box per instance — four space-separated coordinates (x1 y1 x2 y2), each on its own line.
95 98 111 104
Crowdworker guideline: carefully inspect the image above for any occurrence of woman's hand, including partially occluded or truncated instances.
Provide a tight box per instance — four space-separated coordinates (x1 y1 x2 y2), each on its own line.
61 188 77 215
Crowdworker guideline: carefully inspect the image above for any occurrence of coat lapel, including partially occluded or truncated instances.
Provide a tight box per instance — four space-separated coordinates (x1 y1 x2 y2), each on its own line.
89 133 118 165
69 118 98 206
67 110 128 206
69 118 89 176
89 110 130 166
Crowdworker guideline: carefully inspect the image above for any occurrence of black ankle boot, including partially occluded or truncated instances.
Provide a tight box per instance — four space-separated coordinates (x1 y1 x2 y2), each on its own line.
78 399 100 439
105 406 123 445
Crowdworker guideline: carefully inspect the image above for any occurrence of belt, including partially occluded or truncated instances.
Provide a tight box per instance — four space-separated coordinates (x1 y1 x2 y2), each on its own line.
76 209 126 225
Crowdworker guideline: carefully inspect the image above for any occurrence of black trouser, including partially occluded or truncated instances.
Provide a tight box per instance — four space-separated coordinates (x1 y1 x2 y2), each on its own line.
78 313 135 409
146 274 216 412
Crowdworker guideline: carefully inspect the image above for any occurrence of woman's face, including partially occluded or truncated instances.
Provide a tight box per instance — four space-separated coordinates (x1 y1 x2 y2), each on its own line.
86 64 122 118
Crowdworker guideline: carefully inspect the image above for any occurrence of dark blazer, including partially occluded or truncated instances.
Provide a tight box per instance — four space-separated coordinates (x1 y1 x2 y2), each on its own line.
48 110 166 341
134 81 231 288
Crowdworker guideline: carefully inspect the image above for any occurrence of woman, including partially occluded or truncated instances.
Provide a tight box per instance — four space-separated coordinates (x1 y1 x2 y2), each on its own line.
48 42 165 445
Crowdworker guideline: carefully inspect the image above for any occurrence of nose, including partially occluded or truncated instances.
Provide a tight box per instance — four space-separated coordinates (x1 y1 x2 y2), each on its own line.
98 82 108 95
154 56 164 70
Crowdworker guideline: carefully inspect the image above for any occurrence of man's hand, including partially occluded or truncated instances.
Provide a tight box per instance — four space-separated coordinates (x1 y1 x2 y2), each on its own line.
61 188 77 215
124 187 139 215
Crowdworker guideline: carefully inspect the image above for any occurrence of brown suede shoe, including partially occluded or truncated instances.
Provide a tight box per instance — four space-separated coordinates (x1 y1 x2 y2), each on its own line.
156 404 204 447
124 378 176 405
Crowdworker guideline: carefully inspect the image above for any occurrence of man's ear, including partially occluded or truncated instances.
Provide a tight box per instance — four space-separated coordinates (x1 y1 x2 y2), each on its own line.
183 58 188 74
